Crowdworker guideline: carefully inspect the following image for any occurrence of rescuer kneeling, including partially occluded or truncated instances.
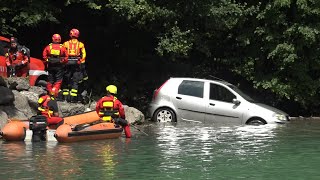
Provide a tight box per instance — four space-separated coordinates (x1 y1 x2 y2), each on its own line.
95 85 131 138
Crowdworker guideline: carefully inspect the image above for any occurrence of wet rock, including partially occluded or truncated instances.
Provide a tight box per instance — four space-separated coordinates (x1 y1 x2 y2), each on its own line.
12 90 35 118
0 86 14 105
0 76 7 87
0 77 146 127
124 105 145 124
7 77 30 91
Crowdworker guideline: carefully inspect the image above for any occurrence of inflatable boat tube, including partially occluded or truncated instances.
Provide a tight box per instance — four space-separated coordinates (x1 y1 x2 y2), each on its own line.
0 111 101 141
54 122 123 143
0 120 29 141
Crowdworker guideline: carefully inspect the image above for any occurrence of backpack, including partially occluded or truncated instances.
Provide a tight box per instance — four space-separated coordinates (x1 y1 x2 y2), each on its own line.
20 45 30 60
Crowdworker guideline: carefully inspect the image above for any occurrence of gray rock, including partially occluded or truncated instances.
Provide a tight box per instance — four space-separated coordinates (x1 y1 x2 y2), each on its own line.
0 86 14 105
0 76 7 87
58 101 85 117
0 105 28 120
7 77 30 91
12 90 35 118
0 110 8 129
124 105 145 124
20 90 40 114
0 77 146 128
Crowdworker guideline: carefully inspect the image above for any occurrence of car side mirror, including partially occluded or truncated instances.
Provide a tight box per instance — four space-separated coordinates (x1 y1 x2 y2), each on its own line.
232 99 241 105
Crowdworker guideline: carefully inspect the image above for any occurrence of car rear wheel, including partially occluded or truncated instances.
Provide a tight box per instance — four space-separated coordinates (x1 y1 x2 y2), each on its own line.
246 118 266 125
36 80 47 88
153 108 176 122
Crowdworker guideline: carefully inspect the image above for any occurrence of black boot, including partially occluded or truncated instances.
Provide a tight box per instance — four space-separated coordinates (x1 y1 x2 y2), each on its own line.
70 96 78 103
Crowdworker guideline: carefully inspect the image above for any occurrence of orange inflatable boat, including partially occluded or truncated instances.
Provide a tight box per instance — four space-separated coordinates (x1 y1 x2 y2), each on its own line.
54 122 123 143
0 111 100 141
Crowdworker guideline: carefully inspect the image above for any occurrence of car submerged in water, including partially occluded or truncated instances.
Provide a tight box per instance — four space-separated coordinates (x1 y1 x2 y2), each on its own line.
0 36 47 86
148 77 290 125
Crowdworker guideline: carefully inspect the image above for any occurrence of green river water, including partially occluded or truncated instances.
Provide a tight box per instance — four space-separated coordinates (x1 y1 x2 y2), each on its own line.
1 119 320 180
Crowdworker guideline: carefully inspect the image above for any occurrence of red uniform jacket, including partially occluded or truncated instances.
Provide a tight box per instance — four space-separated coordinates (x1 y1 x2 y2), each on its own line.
5 48 29 66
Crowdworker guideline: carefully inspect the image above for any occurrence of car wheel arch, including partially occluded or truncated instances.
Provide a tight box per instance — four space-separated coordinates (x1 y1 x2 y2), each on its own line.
35 75 48 87
245 117 267 125
152 107 177 122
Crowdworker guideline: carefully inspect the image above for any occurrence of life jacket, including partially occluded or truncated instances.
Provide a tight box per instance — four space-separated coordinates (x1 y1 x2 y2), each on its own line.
65 39 81 57
49 43 63 57
98 96 120 122
38 95 54 117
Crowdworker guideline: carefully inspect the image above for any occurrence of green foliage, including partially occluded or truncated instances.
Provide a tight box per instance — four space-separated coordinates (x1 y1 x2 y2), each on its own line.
156 25 193 59
0 0 59 35
2 0 320 114
232 0 320 110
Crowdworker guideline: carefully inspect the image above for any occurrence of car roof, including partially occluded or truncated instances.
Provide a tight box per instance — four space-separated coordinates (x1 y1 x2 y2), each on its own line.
169 77 233 86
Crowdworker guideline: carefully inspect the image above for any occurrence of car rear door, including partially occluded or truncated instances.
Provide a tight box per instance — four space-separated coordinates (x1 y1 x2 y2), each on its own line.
205 83 243 124
172 80 206 123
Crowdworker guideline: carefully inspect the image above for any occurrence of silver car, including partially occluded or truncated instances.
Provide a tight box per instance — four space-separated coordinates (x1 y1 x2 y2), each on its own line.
148 77 290 125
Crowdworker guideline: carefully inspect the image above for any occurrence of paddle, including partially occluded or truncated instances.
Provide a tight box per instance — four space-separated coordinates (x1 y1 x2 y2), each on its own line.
72 120 103 131
130 124 149 136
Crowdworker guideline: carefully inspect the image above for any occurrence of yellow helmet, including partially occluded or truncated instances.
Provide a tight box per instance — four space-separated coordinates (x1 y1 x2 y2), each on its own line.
106 85 117 94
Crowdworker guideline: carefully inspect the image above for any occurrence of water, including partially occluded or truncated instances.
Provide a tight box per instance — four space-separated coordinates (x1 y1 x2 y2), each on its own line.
1 119 320 180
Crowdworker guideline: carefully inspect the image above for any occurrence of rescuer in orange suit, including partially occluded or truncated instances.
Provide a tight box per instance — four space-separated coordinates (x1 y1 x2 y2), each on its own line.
5 37 30 77
42 34 68 97
62 28 87 103
96 85 131 138
37 90 64 127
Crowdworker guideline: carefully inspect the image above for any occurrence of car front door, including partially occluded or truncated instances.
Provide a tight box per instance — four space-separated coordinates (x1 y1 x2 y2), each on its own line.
205 83 243 124
173 80 206 123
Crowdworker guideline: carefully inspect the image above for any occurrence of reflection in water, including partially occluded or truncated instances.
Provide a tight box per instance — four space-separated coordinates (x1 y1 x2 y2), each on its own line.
154 122 281 177
0 140 120 179
2 120 320 179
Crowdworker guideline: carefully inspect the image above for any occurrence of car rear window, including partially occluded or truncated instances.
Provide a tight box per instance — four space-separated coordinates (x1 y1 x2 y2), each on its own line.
178 80 204 98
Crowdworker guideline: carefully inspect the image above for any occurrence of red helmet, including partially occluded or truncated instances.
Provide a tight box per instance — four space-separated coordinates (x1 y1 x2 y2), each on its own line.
69 28 80 38
52 34 61 43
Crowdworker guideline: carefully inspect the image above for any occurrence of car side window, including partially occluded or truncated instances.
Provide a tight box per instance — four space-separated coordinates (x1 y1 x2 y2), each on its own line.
210 83 236 103
178 80 204 98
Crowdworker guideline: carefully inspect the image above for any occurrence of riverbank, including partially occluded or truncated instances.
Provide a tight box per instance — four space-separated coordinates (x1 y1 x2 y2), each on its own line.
0 76 146 129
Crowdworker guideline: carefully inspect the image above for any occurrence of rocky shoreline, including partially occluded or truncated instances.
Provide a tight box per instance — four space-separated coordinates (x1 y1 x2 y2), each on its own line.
0 77 145 129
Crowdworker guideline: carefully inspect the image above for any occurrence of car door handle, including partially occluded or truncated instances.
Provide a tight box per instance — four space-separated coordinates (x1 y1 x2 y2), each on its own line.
176 97 182 100
209 103 215 106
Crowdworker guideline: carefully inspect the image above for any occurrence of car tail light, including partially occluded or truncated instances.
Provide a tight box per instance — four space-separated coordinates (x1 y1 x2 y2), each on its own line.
152 80 168 101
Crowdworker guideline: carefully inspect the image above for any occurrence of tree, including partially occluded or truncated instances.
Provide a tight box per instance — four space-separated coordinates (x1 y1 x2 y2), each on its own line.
0 0 60 35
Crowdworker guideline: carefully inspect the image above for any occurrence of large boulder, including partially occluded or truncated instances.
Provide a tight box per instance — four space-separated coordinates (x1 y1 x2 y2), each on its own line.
124 105 145 124
0 76 7 87
7 77 30 91
59 101 86 117
19 90 40 115
12 90 35 118
0 86 14 105
0 109 8 128
0 77 146 127
0 105 28 120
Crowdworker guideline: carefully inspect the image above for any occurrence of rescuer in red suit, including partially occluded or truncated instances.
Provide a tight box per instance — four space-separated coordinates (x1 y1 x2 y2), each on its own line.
42 34 68 97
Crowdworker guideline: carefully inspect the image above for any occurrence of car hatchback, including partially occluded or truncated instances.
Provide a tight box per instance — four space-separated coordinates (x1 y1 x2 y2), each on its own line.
148 77 290 125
